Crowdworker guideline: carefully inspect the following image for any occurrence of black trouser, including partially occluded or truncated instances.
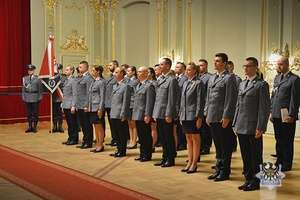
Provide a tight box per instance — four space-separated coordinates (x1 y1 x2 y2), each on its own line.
77 109 93 145
273 118 296 168
105 108 115 142
228 122 237 150
52 102 63 123
210 123 232 176
200 116 212 151
63 109 78 142
25 101 40 123
176 119 186 148
136 120 152 159
238 133 262 182
156 119 176 162
111 118 128 154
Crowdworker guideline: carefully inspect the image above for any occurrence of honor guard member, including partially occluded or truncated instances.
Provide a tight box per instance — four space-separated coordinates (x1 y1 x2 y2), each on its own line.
50 63 66 133
22 65 43 133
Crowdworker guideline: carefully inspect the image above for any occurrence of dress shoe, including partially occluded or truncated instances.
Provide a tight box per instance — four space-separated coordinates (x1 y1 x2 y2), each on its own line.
109 151 119 156
271 154 277 157
62 140 69 145
93 139 97 143
110 142 117 146
200 149 210 155
114 152 126 157
181 168 189 172
207 172 219 180
134 157 142 161
32 128 37 133
76 144 83 148
211 166 216 169
93 147 104 153
281 165 291 172
66 141 78 145
154 159 166 166
105 141 113 146
214 174 229 182
127 144 137 149
140 158 151 162
243 182 260 191
161 161 175 167
238 181 250 190
80 143 92 149
154 142 162 147
177 145 187 151
25 128 33 133
187 166 198 174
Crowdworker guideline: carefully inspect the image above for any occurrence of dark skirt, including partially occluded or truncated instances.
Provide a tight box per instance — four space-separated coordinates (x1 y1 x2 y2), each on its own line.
182 120 200 134
127 108 133 121
90 112 105 125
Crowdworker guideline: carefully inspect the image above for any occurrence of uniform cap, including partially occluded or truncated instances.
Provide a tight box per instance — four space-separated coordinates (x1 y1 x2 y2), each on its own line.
57 64 63 70
27 65 36 70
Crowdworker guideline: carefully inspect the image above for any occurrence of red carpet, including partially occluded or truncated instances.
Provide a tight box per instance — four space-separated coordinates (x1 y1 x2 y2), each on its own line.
0 145 156 199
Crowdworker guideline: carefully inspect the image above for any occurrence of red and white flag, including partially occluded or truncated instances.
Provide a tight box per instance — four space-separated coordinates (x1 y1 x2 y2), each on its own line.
39 37 55 78
39 37 62 99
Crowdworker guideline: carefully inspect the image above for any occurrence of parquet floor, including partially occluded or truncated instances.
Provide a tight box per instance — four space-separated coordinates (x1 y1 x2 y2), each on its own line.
0 120 300 200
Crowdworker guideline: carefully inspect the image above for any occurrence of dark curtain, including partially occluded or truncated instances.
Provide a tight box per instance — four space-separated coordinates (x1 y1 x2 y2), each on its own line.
0 0 31 92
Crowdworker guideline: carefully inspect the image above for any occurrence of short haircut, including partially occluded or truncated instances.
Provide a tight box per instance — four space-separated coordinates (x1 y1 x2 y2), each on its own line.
198 59 208 65
68 65 75 74
121 64 129 69
116 66 126 77
79 61 89 68
163 58 172 68
215 53 228 63
110 60 119 67
177 62 186 70
246 57 259 67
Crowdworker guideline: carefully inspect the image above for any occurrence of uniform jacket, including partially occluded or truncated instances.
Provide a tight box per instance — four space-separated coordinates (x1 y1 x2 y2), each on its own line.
176 74 188 116
110 81 131 119
179 77 205 121
76 72 94 109
61 76 77 109
152 72 179 119
132 80 156 121
128 77 139 109
89 77 106 112
233 77 270 134
271 71 300 120
205 71 237 123
22 74 43 102
105 73 117 108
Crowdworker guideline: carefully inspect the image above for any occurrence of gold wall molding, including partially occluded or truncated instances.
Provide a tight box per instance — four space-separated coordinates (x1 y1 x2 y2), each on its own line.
61 0 87 10
60 29 88 52
43 0 58 23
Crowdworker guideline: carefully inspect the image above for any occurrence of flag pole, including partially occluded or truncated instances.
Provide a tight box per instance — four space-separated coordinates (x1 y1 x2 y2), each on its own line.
50 94 53 133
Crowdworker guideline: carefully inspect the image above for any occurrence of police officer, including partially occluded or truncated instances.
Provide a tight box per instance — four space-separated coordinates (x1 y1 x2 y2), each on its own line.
50 63 66 133
22 65 43 133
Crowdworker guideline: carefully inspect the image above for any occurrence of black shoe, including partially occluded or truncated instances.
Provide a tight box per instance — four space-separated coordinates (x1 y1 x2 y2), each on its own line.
154 142 162 147
93 139 97 143
109 151 119 156
32 128 37 133
187 166 198 174
200 149 210 155
81 143 92 149
281 166 291 172
62 140 69 145
232 148 237 152
214 174 229 182
134 157 142 161
105 141 113 146
114 152 126 157
25 128 33 133
243 182 260 191
181 168 189 172
238 181 250 190
271 154 277 157
76 144 83 148
140 158 151 162
93 147 104 153
211 165 216 169
66 141 78 145
207 172 219 180
177 145 187 151
154 159 166 166
161 160 175 167
152 148 155 153
111 142 117 146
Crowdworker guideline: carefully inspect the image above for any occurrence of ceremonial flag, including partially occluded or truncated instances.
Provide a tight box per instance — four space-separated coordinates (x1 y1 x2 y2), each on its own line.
39 37 55 78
